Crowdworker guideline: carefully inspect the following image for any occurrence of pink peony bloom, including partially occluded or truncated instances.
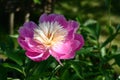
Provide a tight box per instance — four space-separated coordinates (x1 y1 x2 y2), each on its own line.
18 13 84 64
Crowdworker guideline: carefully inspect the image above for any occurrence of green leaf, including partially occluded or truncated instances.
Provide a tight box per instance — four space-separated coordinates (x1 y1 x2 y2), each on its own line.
113 54 120 66
61 69 70 80
101 33 117 48
0 37 24 65
77 47 93 55
7 37 15 50
76 16 82 24
70 61 84 79
96 24 101 40
83 21 101 41
116 24 120 32
0 64 7 80
107 25 115 35
2 63 25 76
0 43 7 52
94 76 105 80
101 24 120 48
5 50 24 66
25 57 54 79
84 19 97 26
33 0 41 4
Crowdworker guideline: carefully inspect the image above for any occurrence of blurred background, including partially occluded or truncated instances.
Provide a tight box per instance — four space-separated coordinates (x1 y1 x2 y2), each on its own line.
0 0 120 46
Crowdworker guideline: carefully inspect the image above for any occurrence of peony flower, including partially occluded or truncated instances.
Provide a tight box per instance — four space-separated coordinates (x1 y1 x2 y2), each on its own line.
18 13 84 64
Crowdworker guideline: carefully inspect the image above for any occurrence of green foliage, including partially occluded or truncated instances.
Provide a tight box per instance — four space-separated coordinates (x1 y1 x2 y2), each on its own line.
33 0 41 4
0 20 120 80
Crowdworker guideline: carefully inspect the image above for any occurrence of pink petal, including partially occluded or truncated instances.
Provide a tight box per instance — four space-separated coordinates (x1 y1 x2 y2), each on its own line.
46 14 59 22
18 37 46 53
23 21 37 29
49 49 75 64
18 21 37 38
65 21 79 41
49 41 74 64
66 20 79 32
49 49 64 65
51 41 72 54
26 51 50 62
59 51 75 59
74 34 84 50
39 13 48 23
54 15 68 27
39 13 59 23
65 30 75 41
39 13 68 27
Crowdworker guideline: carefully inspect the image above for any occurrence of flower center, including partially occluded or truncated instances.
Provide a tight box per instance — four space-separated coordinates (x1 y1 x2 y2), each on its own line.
33 22 67 48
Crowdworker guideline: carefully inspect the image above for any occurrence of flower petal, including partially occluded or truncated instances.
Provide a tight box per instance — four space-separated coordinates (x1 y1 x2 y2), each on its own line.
18 37 46 53
74 34 84 50
71 40 81 51
39 13 59 23
65 21 79 40
54 14 67 27
66 20 79 32
49 49 64 65
65 30 74 41
18 21 37 38
26 51 50 62
59 51 75 59
39 13 48 23
39 13 68 27
46 14 59 22
49 41 74 64
51 41 72 54
49 48 75 61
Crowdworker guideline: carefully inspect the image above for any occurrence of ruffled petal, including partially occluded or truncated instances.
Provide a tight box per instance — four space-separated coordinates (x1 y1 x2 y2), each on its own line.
26 51 50 62
39 13 59 23
49 49 64 65
46 14 59 22
54 15 68 27
65 20 79 32
49 47 75 61
49 34 84 60
59 51 75 59
18 37 46 53
74 34 84 50
49 41 74 64
51 41 72 54
18 21 37 38
39 13 68 27
65 30 74 41
65 20 79 40
39 13 48 23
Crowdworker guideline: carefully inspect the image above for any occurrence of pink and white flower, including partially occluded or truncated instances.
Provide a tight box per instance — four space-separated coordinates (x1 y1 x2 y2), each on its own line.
18 13 84 64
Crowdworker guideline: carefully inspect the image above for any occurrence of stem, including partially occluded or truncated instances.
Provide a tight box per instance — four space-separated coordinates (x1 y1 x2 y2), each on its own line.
106 0 112 54
48 64 61 80
10 12 14 35
108 0 111 26
22 67 26 78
